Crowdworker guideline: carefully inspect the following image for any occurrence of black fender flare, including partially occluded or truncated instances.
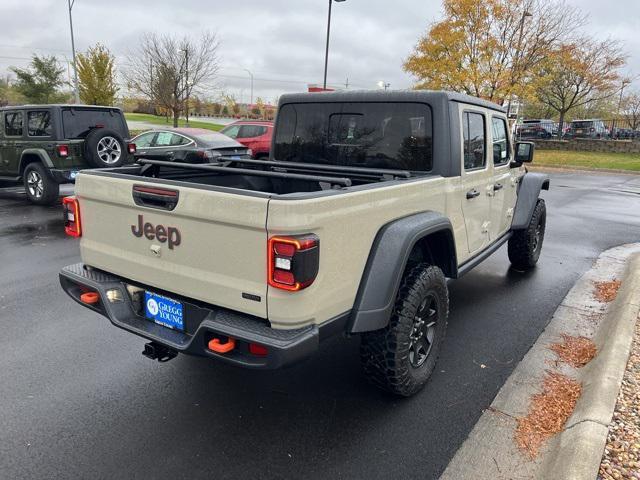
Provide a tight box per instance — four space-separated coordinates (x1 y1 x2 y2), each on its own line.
348 211 456 334
511 173 549 230
19 148 54 174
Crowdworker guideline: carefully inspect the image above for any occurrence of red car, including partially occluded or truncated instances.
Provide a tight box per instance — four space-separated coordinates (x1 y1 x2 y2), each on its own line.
220 120 274 159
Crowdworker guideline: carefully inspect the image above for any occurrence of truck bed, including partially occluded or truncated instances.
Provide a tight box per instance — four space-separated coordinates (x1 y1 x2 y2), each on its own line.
88 158 418 198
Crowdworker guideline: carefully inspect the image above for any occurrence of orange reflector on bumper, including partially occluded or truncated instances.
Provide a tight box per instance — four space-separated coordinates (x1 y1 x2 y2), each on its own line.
80 292 100 304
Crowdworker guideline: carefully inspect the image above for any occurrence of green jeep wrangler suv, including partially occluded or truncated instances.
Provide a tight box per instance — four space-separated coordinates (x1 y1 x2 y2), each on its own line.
0 105 135 204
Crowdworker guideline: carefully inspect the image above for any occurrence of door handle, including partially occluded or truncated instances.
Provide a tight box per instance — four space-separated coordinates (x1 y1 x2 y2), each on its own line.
493 183 503 191
466 189 480 199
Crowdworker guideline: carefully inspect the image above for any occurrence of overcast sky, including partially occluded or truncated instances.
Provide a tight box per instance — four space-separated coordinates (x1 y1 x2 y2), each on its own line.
1 0 638 105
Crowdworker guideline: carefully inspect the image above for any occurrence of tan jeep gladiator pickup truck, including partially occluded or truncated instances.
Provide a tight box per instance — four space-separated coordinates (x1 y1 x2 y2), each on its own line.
60 90 549 396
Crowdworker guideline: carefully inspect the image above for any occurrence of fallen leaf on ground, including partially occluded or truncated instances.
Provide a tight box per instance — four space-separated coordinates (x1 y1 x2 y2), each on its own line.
593 279 622 303
515 371 582 459
549 334 597 368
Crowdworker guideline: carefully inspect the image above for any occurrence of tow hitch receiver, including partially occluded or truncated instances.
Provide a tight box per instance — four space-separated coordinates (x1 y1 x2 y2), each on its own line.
208 336 236 354
142 342 178 362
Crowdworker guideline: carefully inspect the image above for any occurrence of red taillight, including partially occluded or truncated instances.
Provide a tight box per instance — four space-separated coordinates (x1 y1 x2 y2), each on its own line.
57 145 69 157
273 269 295 285
249 343 268 356
63 196 81 237
274 242 296 257
127 143 137 154
268 234 319 291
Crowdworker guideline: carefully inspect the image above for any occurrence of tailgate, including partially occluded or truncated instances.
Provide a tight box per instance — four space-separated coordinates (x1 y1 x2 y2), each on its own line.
75 173 269 318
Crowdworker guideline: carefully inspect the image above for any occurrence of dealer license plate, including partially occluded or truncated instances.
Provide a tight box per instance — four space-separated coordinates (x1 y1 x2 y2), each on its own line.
144 291 184 331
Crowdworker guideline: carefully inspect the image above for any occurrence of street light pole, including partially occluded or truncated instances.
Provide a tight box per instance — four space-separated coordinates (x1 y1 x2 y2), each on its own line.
616 79 631 134
619 79 631 111
67 0 80 104
184 48 190 127
244 68 254 107
507 10 532 118
323 0 346 91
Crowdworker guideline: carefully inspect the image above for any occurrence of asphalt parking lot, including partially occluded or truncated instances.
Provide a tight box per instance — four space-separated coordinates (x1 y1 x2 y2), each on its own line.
1 172 639 480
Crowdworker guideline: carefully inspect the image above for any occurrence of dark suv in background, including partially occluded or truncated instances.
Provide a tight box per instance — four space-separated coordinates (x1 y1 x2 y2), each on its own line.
516 119 556 138
566 119 609 139
0 105 135 204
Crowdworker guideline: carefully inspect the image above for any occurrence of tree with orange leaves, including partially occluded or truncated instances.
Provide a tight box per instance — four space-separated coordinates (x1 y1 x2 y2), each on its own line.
404 0 585 106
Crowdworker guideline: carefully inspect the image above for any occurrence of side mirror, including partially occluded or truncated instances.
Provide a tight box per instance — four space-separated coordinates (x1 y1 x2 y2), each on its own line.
515 141 535 163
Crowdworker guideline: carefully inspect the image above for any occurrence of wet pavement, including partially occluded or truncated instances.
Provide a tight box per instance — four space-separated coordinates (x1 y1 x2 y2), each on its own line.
0 172 639 479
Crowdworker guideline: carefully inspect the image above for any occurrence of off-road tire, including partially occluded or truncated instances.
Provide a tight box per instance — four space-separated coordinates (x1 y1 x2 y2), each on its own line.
84 128 126 168
360 263 449 397
508 198 546 269
23 163 59 205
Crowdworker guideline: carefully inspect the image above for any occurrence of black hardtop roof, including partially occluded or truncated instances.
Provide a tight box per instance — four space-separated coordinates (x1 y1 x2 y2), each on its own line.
0 104 123 112
278 89 506 113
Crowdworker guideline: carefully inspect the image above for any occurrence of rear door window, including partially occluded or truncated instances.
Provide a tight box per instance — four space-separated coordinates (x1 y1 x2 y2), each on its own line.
239 125 267 138
4 111 23 137
133 132 156 148
463 112 486 170
154 132 190 147
61 108 127 138
27 111 52 137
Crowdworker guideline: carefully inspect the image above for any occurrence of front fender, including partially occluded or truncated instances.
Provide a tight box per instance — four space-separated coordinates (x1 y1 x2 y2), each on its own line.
511 173 550 230
348 211 455 334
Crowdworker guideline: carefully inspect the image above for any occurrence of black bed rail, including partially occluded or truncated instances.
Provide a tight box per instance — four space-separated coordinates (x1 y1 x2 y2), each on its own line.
219 157 412 179
136 159 353 187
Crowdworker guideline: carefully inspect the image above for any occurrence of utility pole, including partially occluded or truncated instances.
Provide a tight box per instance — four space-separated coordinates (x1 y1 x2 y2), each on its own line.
344 77 350 89
67 0 80 104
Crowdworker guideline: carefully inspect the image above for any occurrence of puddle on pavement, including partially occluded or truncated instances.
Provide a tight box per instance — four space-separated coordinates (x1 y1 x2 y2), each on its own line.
1 218 67 243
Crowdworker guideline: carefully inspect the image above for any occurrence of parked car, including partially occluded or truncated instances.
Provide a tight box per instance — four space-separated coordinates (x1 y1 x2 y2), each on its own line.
612 127 640 139
220 121 273 159
516 119 556 139
0 104 135 204
60 90 548 397
132 128 251 162
566 119 609 139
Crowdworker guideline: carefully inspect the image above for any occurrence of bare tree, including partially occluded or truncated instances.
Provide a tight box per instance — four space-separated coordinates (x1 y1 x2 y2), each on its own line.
535 37 627 135
124 32 219 127
622 91 640 130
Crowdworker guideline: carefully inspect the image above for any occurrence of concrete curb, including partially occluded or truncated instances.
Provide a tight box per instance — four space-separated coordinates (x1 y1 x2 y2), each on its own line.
539 253 640 479
528 165 640 176
440 245 640 480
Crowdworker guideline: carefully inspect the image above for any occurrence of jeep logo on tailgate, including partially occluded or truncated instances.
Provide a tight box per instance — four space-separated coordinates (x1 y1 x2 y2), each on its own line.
131 215 181 249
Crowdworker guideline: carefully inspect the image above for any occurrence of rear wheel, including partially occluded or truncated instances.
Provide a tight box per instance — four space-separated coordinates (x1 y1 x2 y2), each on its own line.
23 163 59 205
360 263 449 397
508 199 546 269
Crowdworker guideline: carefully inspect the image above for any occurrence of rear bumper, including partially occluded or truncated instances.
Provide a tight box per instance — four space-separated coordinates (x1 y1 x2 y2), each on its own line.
59 263 344 369
49 169 79 183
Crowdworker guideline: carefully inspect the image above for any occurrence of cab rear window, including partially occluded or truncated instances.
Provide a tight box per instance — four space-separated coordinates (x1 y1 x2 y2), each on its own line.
274 102 433 172
62 108 127 139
